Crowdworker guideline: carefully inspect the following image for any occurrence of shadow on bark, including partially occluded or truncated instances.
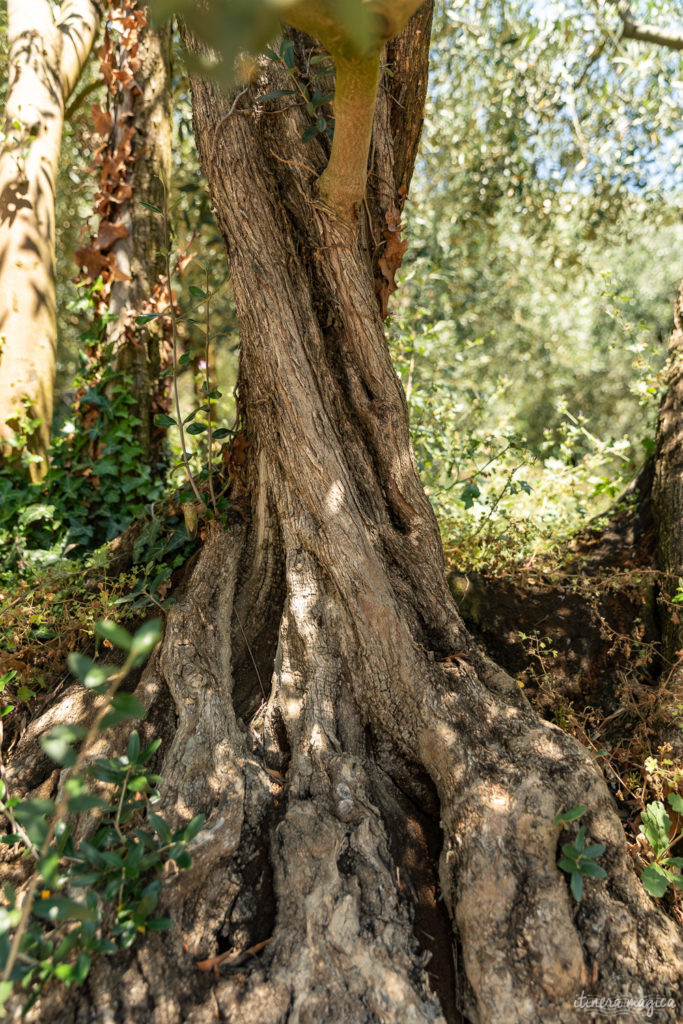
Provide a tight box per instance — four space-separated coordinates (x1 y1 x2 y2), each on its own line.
3 7 683 1024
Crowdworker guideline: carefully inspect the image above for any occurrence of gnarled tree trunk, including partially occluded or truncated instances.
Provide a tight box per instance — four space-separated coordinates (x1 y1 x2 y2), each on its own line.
8 7 682 1023
0 0 102 478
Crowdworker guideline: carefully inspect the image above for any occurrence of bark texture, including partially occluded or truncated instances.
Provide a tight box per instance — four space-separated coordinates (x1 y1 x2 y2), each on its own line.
652 278 683 698
0 0 102 477
5 7 683 1024
106 5 172 463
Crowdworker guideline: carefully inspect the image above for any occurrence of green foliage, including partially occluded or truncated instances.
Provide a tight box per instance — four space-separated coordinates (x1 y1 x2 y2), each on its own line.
0 294 167 582
638 796 683 899
0 621 202 1015
555 810 608 902
151 0 376 85
264 38 334 143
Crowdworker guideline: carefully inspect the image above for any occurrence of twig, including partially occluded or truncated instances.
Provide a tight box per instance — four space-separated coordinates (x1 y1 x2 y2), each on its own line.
160 177 206 512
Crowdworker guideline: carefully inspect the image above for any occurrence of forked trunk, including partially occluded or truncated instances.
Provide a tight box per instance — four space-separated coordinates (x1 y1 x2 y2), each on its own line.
9 8 682 1023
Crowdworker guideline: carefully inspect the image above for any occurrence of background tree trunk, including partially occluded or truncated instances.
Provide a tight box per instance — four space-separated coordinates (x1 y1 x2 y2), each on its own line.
0 0 102 478
6 8 683 1023
652 278 683 697
105 2 173 465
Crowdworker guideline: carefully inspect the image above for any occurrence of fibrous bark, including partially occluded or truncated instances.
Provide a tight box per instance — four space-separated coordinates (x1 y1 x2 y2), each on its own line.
0 0 102 477
6 6 683 1023
104 2 173 463
652 278 683 698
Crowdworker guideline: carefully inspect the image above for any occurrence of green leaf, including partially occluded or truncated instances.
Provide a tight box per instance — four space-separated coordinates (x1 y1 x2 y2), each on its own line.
0 980 14 1009
68 652 117 692
96 620 133 651
186 421 207 435
99 692 146 730
38 851 60 885
127 731 141 763
667 793 683 814
33 897 97 923
67 793 109 814
581 843 606 860
147 813 172 844
139 738 162 764
139 200 162 214
189 285 207 299
569 871 583 901
641 864 671 898
154 413 177 427
639 802 671 858
553 806 586 828
40 724 87 766
127 776 150 793
578 861 607 879
557 856 577 873
301 123 321 143
182 814 205 841
146 917 172 931
130 619 162 661
212 428 231 439
136 313 162 324
663 856 683 868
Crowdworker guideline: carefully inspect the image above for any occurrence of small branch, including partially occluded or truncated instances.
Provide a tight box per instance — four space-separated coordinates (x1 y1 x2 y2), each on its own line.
614 0 683 51
64 78 102 121
160 180 207 513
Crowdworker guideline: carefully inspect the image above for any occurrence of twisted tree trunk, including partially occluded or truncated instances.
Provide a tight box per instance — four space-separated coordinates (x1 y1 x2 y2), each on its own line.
8 7 682 1023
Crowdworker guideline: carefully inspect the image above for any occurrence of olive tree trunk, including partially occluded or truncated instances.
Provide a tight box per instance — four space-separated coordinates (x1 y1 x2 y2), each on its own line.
0 0 102 478
8 7 682 1023
653 278 683 699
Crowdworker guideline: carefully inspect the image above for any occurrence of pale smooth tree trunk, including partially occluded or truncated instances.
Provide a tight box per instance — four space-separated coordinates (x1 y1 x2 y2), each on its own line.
5 7 682 1024
0 0 102 478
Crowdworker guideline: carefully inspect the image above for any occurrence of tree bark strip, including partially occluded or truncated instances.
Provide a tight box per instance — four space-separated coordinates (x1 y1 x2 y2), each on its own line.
652 278 683 700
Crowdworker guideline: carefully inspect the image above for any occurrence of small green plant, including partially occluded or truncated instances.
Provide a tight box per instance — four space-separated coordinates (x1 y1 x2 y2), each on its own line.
554 806 607 901
0 619 203 1016
263 39 335 144
638 795 683 899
